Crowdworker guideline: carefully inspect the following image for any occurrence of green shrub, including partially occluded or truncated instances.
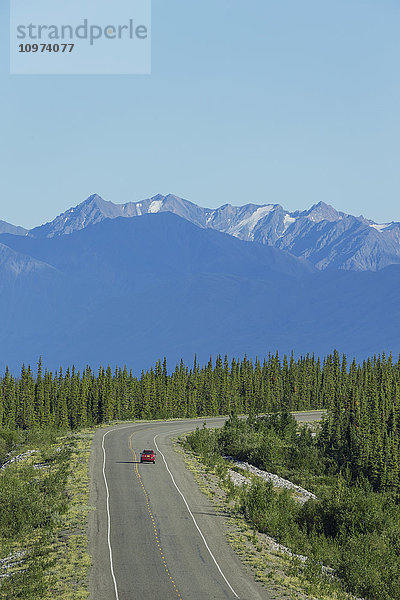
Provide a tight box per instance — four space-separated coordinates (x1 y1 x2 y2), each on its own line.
186 414 400 600
0 429 23 463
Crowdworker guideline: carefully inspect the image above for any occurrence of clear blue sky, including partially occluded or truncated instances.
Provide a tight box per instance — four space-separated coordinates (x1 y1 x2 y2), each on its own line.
1 0 399 228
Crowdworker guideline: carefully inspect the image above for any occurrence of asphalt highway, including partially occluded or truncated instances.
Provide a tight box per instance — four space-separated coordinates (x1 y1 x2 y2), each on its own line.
88 412 324 600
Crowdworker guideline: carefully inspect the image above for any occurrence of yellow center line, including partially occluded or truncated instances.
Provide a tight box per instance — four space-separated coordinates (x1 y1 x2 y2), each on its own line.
128 433 182 600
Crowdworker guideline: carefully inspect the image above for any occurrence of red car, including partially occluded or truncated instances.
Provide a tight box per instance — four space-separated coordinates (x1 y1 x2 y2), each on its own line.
140 449 156 464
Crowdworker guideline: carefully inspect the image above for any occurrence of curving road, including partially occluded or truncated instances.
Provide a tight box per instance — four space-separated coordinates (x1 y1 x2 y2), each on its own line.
88 413 323 600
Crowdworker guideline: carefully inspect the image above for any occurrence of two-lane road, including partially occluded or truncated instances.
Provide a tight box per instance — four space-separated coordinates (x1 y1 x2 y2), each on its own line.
88 413 323 599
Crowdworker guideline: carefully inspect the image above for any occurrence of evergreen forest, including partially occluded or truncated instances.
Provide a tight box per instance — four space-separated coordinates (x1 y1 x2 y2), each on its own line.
1 350 399 493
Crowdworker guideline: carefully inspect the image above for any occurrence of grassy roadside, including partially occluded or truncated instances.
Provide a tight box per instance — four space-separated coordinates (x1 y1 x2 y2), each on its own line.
43 430 93 600
0 429 94 600
175 437 356 600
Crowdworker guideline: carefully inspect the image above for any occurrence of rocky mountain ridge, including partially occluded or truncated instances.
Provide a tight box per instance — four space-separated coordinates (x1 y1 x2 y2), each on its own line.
6 192 400 271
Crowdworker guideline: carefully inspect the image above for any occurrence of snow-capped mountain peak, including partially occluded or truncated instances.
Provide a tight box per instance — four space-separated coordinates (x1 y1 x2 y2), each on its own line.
25 193 400 272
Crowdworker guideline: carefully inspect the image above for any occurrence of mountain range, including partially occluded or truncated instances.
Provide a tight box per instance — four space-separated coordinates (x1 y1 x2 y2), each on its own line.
22 193 400 272
0 194 399 372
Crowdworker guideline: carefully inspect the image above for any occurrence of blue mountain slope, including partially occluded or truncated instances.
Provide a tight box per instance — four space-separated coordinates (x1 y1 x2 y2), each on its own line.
0 220 27 236
1 212 315 284
0 213 399 372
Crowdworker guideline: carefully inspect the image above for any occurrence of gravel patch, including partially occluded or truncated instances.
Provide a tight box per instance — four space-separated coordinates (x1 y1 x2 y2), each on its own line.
0 450 38 471
228 469 251 487
225 456 316 504
0 551 26 579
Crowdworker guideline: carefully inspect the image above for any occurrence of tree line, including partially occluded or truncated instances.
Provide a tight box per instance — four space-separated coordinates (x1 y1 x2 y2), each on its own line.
1 350 399 493
0 352 327 429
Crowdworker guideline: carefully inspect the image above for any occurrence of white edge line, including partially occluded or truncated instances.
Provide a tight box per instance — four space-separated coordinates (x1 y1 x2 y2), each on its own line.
102 430 120 600
102 424 139 600
154 433 240 599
